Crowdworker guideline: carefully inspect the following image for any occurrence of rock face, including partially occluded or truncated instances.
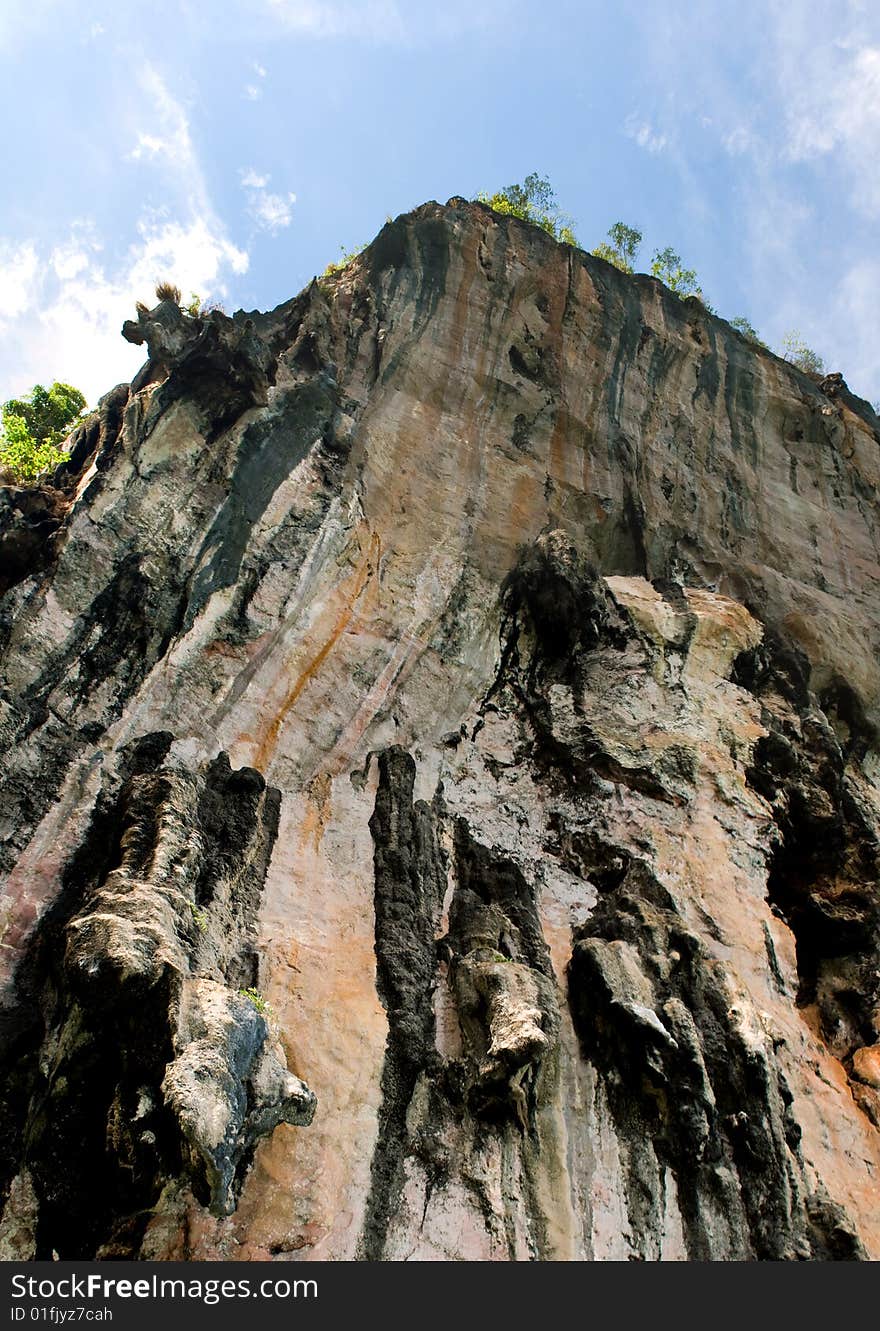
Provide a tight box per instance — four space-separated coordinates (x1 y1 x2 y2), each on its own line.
1 198 879 1260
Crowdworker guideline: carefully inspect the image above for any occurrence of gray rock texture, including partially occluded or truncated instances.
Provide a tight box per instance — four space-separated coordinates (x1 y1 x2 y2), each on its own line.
0 198 879 1259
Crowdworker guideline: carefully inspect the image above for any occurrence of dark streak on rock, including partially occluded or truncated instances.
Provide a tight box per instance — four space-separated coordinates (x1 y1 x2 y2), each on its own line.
361 747 445 1260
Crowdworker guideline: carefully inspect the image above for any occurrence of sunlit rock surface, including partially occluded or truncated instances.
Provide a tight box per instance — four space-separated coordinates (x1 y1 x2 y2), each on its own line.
1 199 879 1260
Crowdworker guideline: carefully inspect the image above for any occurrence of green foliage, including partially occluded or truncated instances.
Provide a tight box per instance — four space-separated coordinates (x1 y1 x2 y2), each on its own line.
321 243 366 279
0 381 87 483
781 330 824 375
591 222 642 274
476 173 578 245
730 316 767 347
239 986 272 1016
181 291 226 317
650 247 701 298
4 381 86 446
591 223 719 313
189 902 208 932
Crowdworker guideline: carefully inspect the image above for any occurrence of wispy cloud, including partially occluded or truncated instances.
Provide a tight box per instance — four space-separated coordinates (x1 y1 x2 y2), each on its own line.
3 56 250 403
129 133 171 161
777 37 880 217
744 6 880 391
0 43 257 404
0 243 39 322
617 0 880 399
0 217 249 403
127 64 199 178
243 58 268 100
251 192 297 231
625 115 668 154
240 169 297 233
50 230 98 283
823 256 880 399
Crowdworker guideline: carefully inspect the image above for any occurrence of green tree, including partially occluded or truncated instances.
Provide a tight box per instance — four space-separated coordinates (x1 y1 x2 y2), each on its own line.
781 330 824 375
0 381 87 484
650 246 701 298
730 316 767 347
477 173 577 245
592 222 642 273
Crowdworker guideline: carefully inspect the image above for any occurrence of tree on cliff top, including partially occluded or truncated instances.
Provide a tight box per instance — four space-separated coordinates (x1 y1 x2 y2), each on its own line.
730 316 767 347
781 330 824 376
477 174 578 245
590 226 712 307
591 222 642 273
0 381 87 484
650 246 701 298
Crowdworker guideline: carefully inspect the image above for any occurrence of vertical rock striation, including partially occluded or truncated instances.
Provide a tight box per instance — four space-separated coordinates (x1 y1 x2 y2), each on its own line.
1 198 879 1258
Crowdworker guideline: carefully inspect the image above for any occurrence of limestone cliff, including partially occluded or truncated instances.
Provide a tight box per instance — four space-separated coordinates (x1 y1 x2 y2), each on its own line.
1 198 879 1261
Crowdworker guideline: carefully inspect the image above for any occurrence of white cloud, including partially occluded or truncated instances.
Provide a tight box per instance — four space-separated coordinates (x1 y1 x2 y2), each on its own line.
240 169 269 189
0 243 39 322
250 191 297 232
618 0 880 399
240 169 297 233
126 64 202 188
243 61 267 100
126 215 249 287
822 257 880 401
0 58 257 403
129 132 169 161
50 239 94 282
782 44 880 158
0 217 249 404
625 115 668 154
766 8 878 215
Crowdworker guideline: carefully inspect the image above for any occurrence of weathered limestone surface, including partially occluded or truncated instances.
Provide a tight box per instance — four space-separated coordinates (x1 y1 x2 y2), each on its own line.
1 199 879 1260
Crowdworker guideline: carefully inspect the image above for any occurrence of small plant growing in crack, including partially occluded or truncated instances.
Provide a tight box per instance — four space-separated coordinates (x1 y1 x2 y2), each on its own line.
188 902 208 932
239 986 272 1017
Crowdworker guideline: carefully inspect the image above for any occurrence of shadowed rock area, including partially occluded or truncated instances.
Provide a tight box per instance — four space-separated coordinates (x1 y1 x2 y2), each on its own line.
0 198 879 1259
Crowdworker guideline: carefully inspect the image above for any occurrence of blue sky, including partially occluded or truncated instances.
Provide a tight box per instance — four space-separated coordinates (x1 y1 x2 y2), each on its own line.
1 0 878 405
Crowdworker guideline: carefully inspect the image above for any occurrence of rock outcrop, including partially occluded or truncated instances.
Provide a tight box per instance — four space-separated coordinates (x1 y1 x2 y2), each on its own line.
1 198 879 1260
